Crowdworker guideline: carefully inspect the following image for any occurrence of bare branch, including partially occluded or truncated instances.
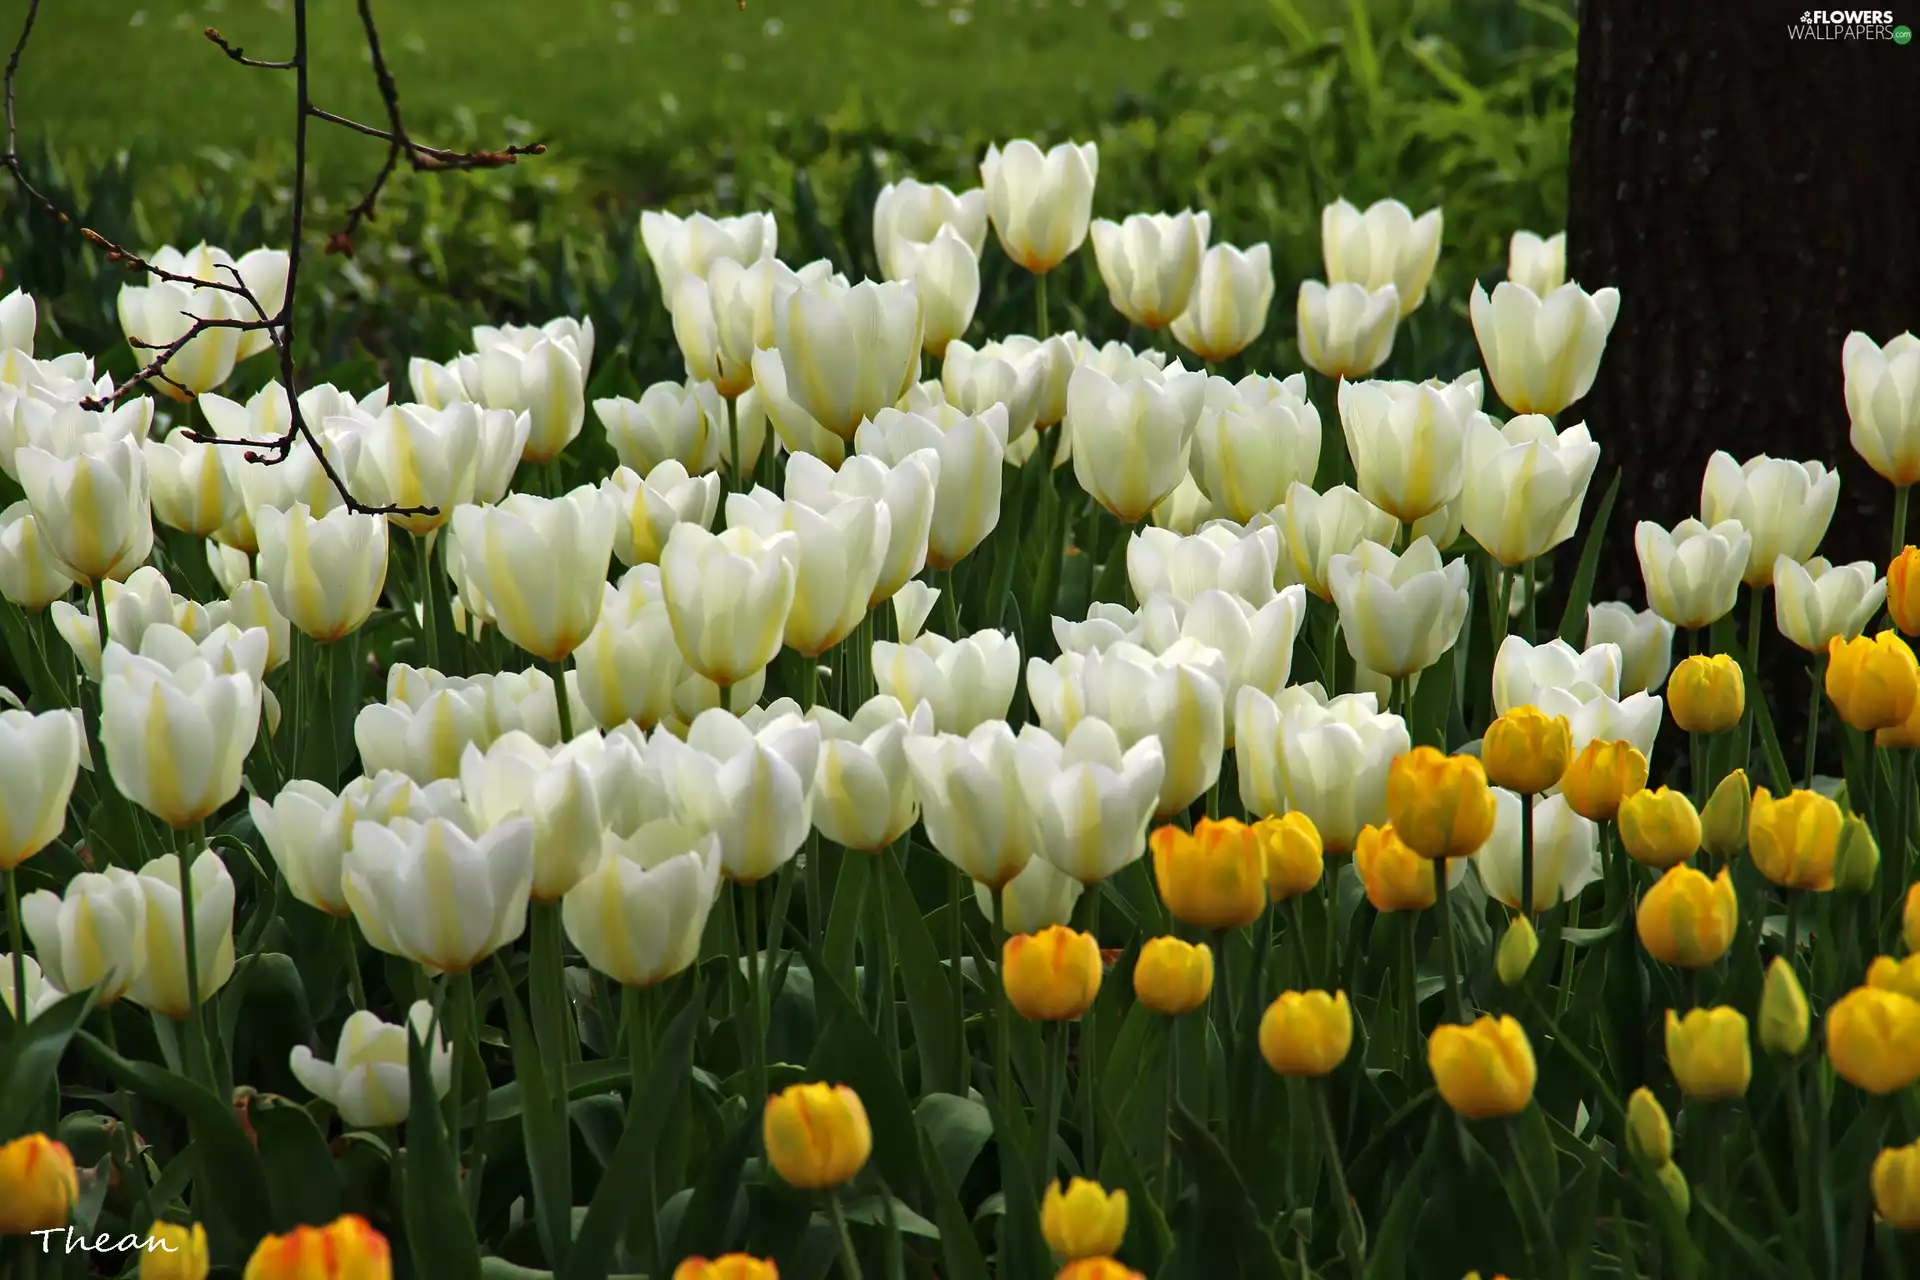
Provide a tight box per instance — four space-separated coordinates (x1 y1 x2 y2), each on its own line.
202 27 294 70
80 227 271 303
2 0 63 219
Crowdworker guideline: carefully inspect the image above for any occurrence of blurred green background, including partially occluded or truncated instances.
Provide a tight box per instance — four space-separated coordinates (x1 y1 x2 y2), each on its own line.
3 0 1577 416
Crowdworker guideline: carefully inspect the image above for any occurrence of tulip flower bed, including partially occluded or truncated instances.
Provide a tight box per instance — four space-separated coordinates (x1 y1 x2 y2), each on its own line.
10 24 1920 1280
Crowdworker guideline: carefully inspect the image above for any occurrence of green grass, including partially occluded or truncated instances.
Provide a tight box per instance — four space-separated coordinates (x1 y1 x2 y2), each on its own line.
16 0 1274 179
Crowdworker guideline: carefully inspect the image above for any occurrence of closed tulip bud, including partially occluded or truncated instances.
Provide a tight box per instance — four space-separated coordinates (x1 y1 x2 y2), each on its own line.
1321 197 1440 317
672 1258 778 1280
673 257 837 401
1875 1142 1920 1231
1618 787 1702 869
1482 706 1573 794
1297 281 1400 380
661 522 800 687
255 502 389 643
460 734 603 901
1637 866 1737 968
0 1133 77 1234
1586 602 1677 695
1828 986 1920 1094
1189 373 1320 523
1066 362 1207 524
0 707 81 869
1386 746 1497 860
1470 280 1620 417
1656 1162 1692 1218
346 402 488 536
1496 917 1539 986
242 1215 391 1280
1042 1178 1129 1260
143 428 243 538
1561 739 1648 822
1057 1261 1146 1280
0 285 34 351
142 1221 209 1280
1834 813 1880 894
809 697 929 852
976 855 1083 935
1329 538 1471 679
1775 556 1885 653
981 139 1099 275
119 276 239 399
1906 883 1920 952
1133 937 1213 1016
289 1000 450 1129
1256 811 1323 901
1338 377 1478 525
1021 719 1165 884
858 403 1007 570
1004 925 1103 1021
345 814 533 974
1827 631 1920 731
1356 823 1464 912
1472 793 1601 915
874 628 1020 735
128 850 237 1019
563 827 721 990
1845 332 1920 486
873 179 988 283
764 1081 871 1189
725 488 889 658
0 499 78 609
1747 786 1843 891
1626 1087 1673 1165
1507 231 1566 297
788 449 939 610
1757 957 1811 1057
1091 210 1210 330
101 641 262 829
763 275 922 443
20 866 146 1004
354 677 494 784
1149 818 1267 931
1665 1006 1751 1102
1281 482 1397 601
1700 769 1751 858
451 488 616 664
1891 547 1920 637
1258 989 1354 1076
1172 242 1275 363
1429 1015 1537 1118
1635 519 1751 630
906 722 1039 889
1667 655 1744 734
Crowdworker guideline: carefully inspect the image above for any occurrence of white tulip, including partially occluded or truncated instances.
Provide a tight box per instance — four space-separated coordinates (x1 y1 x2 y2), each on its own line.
1338 377 1482 525
603 461 722 569
20 867 148 1004
1127 522 1281 607
344 402 487 535
1067 362 1208 523
1090 210 1210 329
1187 373 1320 524
671 258 839 400
117 274 240 399
1322 198 1443 318
3 394 150 483
640 210 777 300
255 503 390 643
1138 586 1309 735
0 955 61 1022
873 180 989 282
573 584 685 732
1507 231 1567 298
1584 603 1676 696
1470 280 1621 417
457 336 583 464
354 675 495 783
980 139 1099 275
809 696 932 851
459 733 602 901
475 315 593 372
1149 471 1218 533
856 403 1007 569
1698 452 1840 588
596 379 726 476
1635 518 1751 630
893 227 981 357
207 388 368 552
553 723 673 839
15 435 151 585
0 288 35 354
1328 537 1471 678
0 499 77 609
143 427 244 538
1535 687 1664 758
51 565 209 680
290 1001 451 1129
1278 482 1396 602
944 335 1070 436
100 640 260 829
973 854 1083 933
1172 242 1275 364
1491 635 1622 718
892 581 940 645
648 709 819 883
344 814 534 974
1461 415 1602 567
1025 650 1089 742
1473 792 1599 914
1017 718 1165 884
903 721 1039 888
785 450 939 605
450 487 616 663
251 772 464 917
1052 602 1143 656
1233 685 1409 850
767 276 923 442
724 488 888 658
128 849 236 1019
660 522 799 687
1773 557 1886 654
562 826 722 989
1297 280 1400 380
1844 331 1920 487
745 350 839 465
872 628 1019 734
1079 640 1228 818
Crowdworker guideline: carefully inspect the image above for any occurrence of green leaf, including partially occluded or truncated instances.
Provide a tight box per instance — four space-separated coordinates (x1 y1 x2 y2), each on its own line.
250 1094 344 1228
803 939 929 1198
564 992 702 1280
1095 1089 1174 1273
919 1126 992 1280
1556 468 1622 645
843 1194 940 1239
879 846 961 1096
1364 1110 1446 1280
402 1017 483 1280
481 1060 631 1124
915 1093 993 1189
823 849 872 992
1408 640 1455 749
494 955 576 1272
1169 1104 1289 1280
0 988 95 1140
670 1104 759 1264
990 1088 1054 1280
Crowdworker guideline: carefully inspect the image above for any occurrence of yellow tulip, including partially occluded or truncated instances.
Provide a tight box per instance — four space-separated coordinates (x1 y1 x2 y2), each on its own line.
1868 954 1920 1002
1698 769 1750 859
1132 937 1213 1016
140 1222 209 1280
1560 739 1648 823
1829 986 1920 1095
1056 1260 1147 1280
1626 1087 1673 1165
242 1215 391 1280
1890 547 1920 637
1495 917 1538 986
1258 989 1354 1077
1906 883 1920 952
1480 705 1572 795
1617 787 1702 869
1656 1162 1692 1217
671 1257 780 1280
1759 957 1811 1058
1255 811 1323 901
1004 926 1103 1021
1666 654 1745 734
1874 1141 1920 1230
763 1082 872 1189
1826 632 1920 731
1747 787 1843 891
1875 692 1920 748
1386 746 1497 860
1354 823 1440 912
1149 818 1267 931
1665 1007 1751 1102
1636 866 1737 969
1428 1015 1536 1119
1041 1178 1129 1260
0 1133 77 1234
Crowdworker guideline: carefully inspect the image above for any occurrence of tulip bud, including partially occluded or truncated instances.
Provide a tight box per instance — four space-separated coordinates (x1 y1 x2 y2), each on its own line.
763 1082 872 1189
1758 958 1810 1058
1618 787 1702 870
0 1133 77 1234
289 1001 452 1129
127 850 238 1020
242 1214 391 1280
1470 280 1620 417
1429 1015 1537 1118
1386 746 1497 860
1827 631 1920 731
1832 813 1881 895
1041 1178 1129 1260
1892 546 1920 637
143 1220 210 1280
1255 811 1323 901
1667 654 1745 734
20 867 148 1004
1258 989 1354 1077
1747 787 1843 891
1875 1141 1920 1230
1496 917 1539 986
1560 739 1648 822
981 139 1099 276
1133 937 1213 1016
1507 231 1566 297
1637 864 1738 970
1656 1161 1692 1218
1826 985 1920 1095
0 499 79 609
1091 210 1209 330
1481 706 1572 795
1328 538 1472 679
1323 198 1442 317
1625 1087 1673 1165
0 707 82 869
1296 280 1399 380
1699 769 1751 859
1149 818 1267 931
1665 1006 1751 1102
1003 925 1103 1021
672 1258 779 1280
1172 242 1275 364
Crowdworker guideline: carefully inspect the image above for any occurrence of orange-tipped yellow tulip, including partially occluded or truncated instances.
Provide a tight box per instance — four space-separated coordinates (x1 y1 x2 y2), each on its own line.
1636 865 1736 969
1354 823 1441 912
1665 1006 1751 1102
0 1133 76 1235
673 1257 780 1280
242 1215 391 1280
141 1221 210 1280
1132 937 1213 1016
1056 1260 1147 1280
1149 818 1266 931
1560 739 1648 822
1667 654 1745 734
1747 786 1842 891
1826 631 1920 731
1041 1178 1129 1260
1386 746 1497 860
1874 1141 1920 1230
1907 883 1920 953
1004 925 1103 1021
1255 811 1323 901
1618 787 1702 869
1828 986 1920 1095
1258 989 1353 1077
1428 1015 1536 1119
763 1083 871 1190
1891 547 1920 637
1481 706 1572 795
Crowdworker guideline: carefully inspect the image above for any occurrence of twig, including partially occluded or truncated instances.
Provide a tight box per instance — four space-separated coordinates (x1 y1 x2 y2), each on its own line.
202 27 294 71
0 0 60 218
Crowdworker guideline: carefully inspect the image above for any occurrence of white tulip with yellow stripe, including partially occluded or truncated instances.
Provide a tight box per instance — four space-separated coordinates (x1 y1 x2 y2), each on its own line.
767 275 923 443
856 403 1007 570
14 434 151 586
1328 537 1471 679
1278 482 1396 603
1138 586 1309 744
460 732 604 902
574 584 686 732
1699 452 1839 589
251 771 465 918
289 1001 451 1129
659 521 799 688
602 460 721 569
595 379 727 476
1127 522 1282 607
1338 377 1480 526
1773 556 1885 654
980 139 1099 276
20 867 148 1004
344 811 534 975
563 824 721 989
973 853 1084 934
1078 639 1229 818
1189 373 1320 523
873 179 989 283
207 580 291 671
128 849 236 1018
341 401 485 536
143 427 243 538
672 257 840 399
809 696 933 852
1296 280 1400 380
786 451 939 607
1172 241 1275 364
0 500 77 609
1016 717 1166 884
1634 518 1751 630
450 486 617 664
1244 685 1409 854
724 487 887 659
1090 209 1210 330
1460 414 1602 568
893 226 981 358
51 565 210 680
456 335 584 464
354 675 495 784
1066 361 1208 524
872 627 1020 735
1508 231 1567 298
640 209 777 301
255 502 390 643
0 707 82 869
902 721 1041 889
99 640 261 830
648 709 820 884
1322 197 1443 318
1470 280 1621 417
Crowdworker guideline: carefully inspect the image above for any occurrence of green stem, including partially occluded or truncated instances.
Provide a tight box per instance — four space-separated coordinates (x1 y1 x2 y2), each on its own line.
743 880 769 1106
414 532 441 671
6 868 24 1025
622 984 662 1280
1082 889 1102 1168
877 844 902 1069
1784 889 1801 971
529 900 572 1073
452 970 484 1218
1313 1080 1367 1279
175 823 215 1087
828 1190 866 1280
1389 674 1406 722
90 575 109 657
543 656 574 744
1519 792 1536 919
1398 915 1418 1078
1434 858 1466 1023
340 916 367 1010
1522 555 1537 643
1896 485 1912 563
1742 584 1765 779
726 392 743 493
1037 1020 1067 1183
950 867 967 1093
1807 657 1825 788
1035 271 1050 339
992 886 1012 1116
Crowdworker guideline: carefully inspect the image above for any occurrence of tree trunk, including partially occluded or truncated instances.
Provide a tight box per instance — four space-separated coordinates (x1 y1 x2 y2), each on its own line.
1567 0 1920 596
